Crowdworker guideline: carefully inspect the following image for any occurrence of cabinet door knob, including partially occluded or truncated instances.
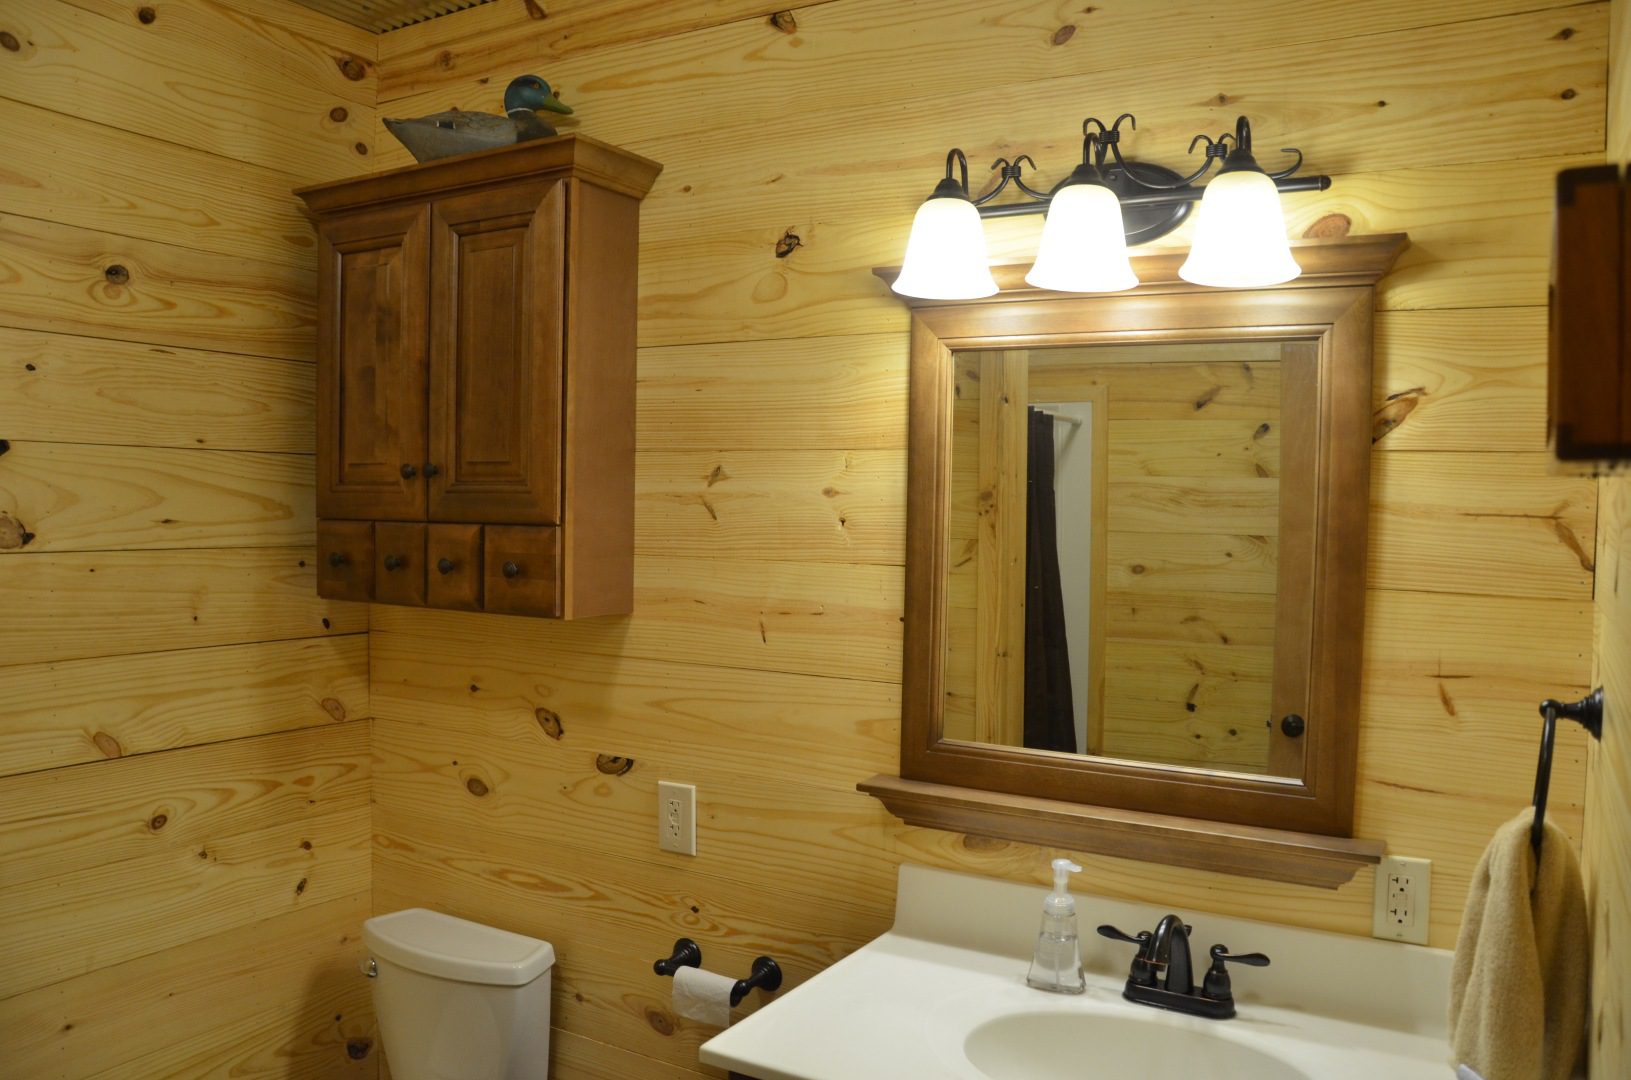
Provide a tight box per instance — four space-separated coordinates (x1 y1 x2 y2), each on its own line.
502 561 521 579
436 558 455 575
1280 714 1306 738
400 463 417 479
383 554 405 571
424 463 440 478
328 551 348 568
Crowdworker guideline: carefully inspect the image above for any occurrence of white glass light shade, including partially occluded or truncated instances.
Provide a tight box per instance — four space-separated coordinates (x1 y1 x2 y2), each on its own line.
1178 169 1302 288
1024 182 1138 293
891 196 999 300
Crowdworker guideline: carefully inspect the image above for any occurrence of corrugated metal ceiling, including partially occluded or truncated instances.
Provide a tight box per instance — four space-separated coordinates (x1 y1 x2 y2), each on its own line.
285 0 497 34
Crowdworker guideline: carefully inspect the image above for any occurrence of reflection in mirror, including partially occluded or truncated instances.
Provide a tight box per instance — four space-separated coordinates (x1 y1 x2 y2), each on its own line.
943 341 1301 778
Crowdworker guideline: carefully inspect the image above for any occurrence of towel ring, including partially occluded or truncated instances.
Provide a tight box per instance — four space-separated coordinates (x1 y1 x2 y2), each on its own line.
1531 688 1604 858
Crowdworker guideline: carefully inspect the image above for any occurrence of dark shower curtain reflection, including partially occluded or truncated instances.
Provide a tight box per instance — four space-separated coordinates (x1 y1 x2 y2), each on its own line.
1024 408 1077 753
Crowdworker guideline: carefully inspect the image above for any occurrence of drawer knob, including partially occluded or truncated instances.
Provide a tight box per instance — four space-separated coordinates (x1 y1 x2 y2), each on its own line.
400 463 417 479
1280 714 1306 738
328 551 348 568
502 561 521 579
424 463 441 478
437 558 455 575
383 554 405 571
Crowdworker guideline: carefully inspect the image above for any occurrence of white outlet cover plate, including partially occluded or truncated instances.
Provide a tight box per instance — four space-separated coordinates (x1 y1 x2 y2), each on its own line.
658 780 697 856
1372 855 1431 945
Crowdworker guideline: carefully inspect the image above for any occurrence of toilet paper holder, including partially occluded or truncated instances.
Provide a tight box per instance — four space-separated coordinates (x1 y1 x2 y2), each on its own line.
653 938 703 976
652 938 784 1005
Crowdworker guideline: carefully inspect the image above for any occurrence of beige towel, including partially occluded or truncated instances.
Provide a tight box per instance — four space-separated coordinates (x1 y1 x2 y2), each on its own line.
1449 807 1588 1080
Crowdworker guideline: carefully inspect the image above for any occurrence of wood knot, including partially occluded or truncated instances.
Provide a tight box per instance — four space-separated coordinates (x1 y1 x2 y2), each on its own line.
465 776 490 797
0 512 36 549
436 49 455 70
1052 24 1076 45
774 230 802 258
0 31 19 52
148 813 168 831
335 55 367 81
960 834 1008 853
301 840 313 850
329 106 349 122
1553 26 1576 39
92 731 123 758
521 0 546 18
137 6 156 23
1372 386 1425 443
346 1038 373 1060
769 10 797 33
103 264 130 285
536 707 564 740
1561 88 1578 100
320 697 346 721
595 754 634 776
353 142 369 155
1303 213 1351 239
644 1007 676 1036
1129 563 1146 575
294 877 308 895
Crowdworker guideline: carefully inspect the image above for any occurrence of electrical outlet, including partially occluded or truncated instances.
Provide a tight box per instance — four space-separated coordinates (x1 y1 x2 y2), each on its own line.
1372 855 1431 944
657 781 696 856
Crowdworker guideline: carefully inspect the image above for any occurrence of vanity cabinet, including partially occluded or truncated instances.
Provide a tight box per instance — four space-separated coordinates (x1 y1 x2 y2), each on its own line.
297 136 661 618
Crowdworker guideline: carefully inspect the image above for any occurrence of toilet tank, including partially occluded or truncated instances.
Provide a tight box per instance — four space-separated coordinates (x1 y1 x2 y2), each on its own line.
364 908 555 1080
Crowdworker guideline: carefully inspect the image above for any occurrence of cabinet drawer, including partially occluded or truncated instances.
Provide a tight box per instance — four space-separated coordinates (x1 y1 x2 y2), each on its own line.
483 525 561 617
374 523 427 607
316 520 373 602
427 524 483 611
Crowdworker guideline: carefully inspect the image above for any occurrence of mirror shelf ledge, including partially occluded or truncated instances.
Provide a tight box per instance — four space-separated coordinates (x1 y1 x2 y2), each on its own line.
858 773 1385 890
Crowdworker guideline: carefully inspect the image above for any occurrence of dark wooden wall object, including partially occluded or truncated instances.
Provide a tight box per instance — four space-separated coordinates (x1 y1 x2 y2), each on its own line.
1549 164 1631 466
861 235 1407 887
297 136 661 618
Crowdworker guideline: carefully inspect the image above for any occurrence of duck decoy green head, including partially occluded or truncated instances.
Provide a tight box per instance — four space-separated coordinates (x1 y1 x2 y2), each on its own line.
504 75 573 117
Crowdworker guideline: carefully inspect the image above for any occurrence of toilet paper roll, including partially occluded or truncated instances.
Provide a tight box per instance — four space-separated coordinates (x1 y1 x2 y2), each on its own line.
673 965 736 1027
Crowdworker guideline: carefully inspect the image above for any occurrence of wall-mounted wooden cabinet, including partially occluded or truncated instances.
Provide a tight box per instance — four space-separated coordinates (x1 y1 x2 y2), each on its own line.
298 136 661 618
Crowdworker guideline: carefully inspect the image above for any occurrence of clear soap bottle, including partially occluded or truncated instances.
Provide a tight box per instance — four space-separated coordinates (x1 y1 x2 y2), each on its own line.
1026 858 1086 994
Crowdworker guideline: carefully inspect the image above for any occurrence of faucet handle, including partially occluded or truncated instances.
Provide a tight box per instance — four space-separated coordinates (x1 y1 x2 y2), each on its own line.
1096 924 1153 949
1202 943 1271 1001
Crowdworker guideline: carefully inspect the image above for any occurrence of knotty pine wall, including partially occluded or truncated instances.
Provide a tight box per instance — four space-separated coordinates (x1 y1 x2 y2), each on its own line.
0 2 379 1076
1586 3 1630 1076
363 2 1605 1076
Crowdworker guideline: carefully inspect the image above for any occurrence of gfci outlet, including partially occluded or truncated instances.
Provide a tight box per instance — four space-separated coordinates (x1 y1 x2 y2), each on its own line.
1372 855 1431 944
657 781 697 856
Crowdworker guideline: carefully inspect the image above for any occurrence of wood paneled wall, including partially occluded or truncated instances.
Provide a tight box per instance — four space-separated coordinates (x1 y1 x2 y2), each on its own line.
1586 5 1631 1076
365 3 1604 1076
0 2 379 1076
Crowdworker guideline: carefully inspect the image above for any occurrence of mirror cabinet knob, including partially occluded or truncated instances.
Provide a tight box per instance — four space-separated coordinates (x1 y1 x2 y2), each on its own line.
502 561 521 579
423 463 440 478
1280 714 1306 738
436 558 455 575
400 463 417 479
328 551 347 568
383 554 404 571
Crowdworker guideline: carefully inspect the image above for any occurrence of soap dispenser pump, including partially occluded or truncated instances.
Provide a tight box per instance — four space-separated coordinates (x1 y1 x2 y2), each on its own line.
1027 858 1086 994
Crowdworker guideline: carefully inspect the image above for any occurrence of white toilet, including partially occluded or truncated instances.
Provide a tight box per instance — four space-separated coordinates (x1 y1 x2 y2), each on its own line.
363 908 556 1080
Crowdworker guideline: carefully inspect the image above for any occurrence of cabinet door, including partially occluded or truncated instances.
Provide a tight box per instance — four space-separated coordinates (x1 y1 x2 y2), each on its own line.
374 522 427 607
427 524 483 611
317 204 430 521
316 520 374 602
427 182 565 524
483 525 561 618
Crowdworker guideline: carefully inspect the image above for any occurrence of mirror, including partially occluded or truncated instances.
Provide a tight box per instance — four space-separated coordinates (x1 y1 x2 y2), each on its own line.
944 340 1303 779
862 237 1407 877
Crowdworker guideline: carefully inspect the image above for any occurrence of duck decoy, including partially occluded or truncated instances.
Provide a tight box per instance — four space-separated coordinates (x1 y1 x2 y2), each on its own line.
383 74 574 163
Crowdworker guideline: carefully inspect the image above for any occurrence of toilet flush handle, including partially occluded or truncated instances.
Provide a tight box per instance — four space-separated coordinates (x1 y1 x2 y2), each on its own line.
360 957 378 978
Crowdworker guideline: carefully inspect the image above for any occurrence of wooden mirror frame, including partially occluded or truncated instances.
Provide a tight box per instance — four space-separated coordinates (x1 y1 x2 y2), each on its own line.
861 235 1407 887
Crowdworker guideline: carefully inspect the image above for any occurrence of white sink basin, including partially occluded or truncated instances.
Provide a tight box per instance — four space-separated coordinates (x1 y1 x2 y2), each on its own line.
964 1011 1312 1080
700 865 1455 1080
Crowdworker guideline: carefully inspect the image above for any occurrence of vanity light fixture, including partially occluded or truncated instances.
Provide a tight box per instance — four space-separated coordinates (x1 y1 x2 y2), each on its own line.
893 114 1331 300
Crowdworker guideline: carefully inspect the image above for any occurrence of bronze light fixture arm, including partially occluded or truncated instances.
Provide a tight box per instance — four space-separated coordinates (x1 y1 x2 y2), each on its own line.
952 114 1331 241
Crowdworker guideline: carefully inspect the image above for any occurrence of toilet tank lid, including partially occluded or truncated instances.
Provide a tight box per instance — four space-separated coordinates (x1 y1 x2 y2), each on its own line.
364 908 555 986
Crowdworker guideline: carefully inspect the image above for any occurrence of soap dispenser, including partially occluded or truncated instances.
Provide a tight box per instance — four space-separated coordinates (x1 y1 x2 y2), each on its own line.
1027 858 1086 994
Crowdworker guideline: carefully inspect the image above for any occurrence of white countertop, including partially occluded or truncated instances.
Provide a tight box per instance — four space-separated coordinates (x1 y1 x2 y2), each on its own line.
700 864 1455 1079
